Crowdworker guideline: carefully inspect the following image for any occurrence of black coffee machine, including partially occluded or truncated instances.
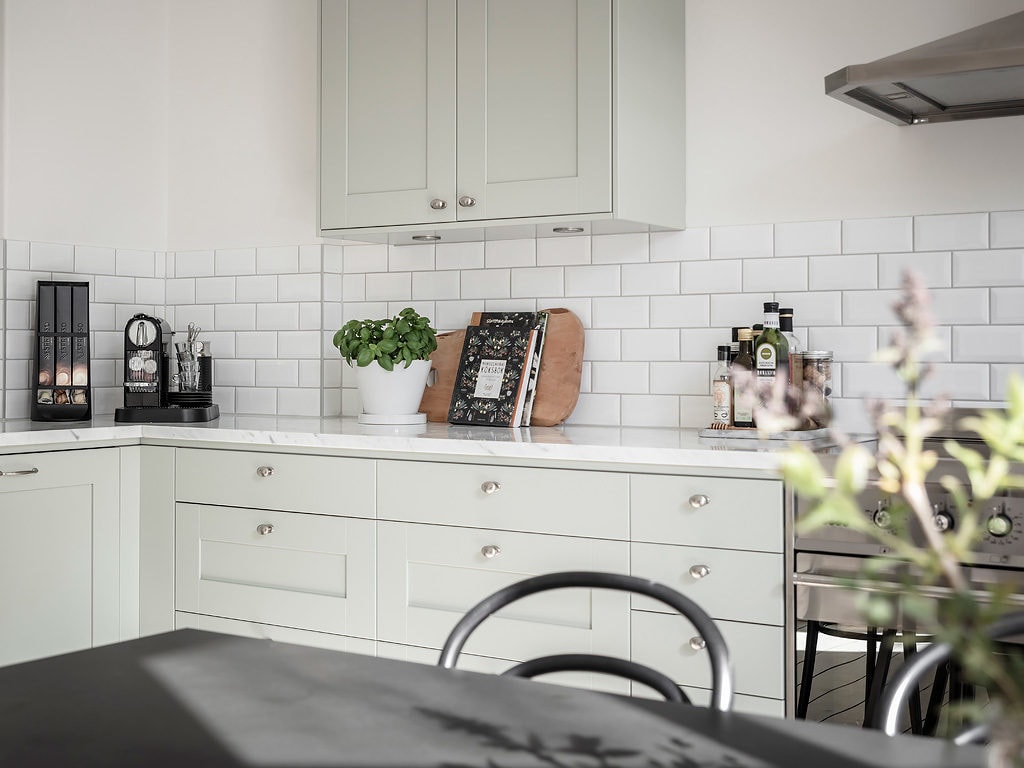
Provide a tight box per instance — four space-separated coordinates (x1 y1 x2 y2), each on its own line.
114 313 219 423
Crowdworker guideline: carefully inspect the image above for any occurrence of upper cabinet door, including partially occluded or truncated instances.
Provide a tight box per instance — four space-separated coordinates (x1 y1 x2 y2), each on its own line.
455 0 612 222
321 0 456 229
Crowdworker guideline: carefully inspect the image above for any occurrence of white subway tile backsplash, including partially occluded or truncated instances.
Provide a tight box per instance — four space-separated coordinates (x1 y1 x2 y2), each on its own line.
952 249 1024 287
365 272 411 301
257 245 299 274
622 262 680 296
216 359 256 387
808 254 875 291
651 228 709 262
621 395 679 427
679 328 729 362
591 297 648 329
621 329 680 361
236 387 278 415
650 362 709 395
175 250 215 278
992 287 1024 323
651 295 710 328
461 268 510 299
299 244 322 274
744 256 808 292
512 267 563 298
842 216 913 254
31 242 74 272
299 359 321 388
710 224 772 260
115 250 155 277
953 326 1024 362
565 393 620 426
878 251 951 289
775 220 840 257
993 365 1022 400
842 289 900 326
278 388 321 417
166 278 196 305
709 293 772 328
257 303 300 331
93 275 136 304
216 247 257 276
485 239 535 268
216 303 257 331
992 210 1024 248
433 300 476 331
536 235 589 266
923 364 991 400
389 243 436 272
436 241 486 270
591 362 648 393
195 277 235 304
681 259 742 294
930 288 989 325
565 265 620 297
915 213 988 251
6 241 29 270
806 327 877 362
775 291 843 327
592 233 648 265
279 273 322 301
324 244 344 274
236 332 278 359
6 301 31 330
584 330 621 361
135 277 165 305
236 275 278 303
278 331 322 359
344 244 389 273
300 303 321 330
75 246 116 275
6 270 48 301
256 359 299 387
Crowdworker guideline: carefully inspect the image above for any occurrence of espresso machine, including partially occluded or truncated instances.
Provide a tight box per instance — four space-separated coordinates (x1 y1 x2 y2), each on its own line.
114 313 219 423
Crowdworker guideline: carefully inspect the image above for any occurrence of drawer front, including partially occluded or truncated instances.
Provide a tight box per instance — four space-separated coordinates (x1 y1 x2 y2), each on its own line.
377 521 629 661
631 610 784 699
630 474 783 552
376 641 628 695
631 683 785 718
175 503 375 638
377 460 628 539
175 448 374 517
174 612 376 656
630 543 784 626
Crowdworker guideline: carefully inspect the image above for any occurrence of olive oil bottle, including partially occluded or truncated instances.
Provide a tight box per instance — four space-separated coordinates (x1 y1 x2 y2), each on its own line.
754 302 789 386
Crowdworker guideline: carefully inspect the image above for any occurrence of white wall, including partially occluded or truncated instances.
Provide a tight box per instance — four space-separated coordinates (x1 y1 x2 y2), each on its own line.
685 0 1024 227
2 0 167 250
165 0 319 251
0 0 6 239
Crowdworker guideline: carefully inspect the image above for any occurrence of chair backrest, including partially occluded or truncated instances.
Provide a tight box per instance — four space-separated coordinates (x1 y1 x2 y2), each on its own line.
437 571 734 711
504 653 689 703
875 610 1024 740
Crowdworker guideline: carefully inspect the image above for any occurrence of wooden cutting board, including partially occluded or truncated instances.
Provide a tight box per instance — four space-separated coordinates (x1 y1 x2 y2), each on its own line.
418 308 585 426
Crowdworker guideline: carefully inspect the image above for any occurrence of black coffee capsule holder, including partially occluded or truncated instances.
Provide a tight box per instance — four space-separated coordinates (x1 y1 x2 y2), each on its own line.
32 281 91 422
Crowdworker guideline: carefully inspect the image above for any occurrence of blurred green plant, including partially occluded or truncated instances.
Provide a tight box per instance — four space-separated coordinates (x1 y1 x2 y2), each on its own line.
772 272 1024 749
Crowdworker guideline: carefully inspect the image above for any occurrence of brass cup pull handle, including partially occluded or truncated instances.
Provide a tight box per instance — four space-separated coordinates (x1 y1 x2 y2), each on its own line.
688 493 710 509
256 466 274 478
480 480 501 495
256 523 274 536
689 564 711 580
0 468 39 477
481 544 501 559
689 636 707 651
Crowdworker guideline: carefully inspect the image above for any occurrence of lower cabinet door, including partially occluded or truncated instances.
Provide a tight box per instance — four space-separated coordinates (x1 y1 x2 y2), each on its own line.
377 521 630 663
631 610 785 700
175 503 375 638
174 612 375 656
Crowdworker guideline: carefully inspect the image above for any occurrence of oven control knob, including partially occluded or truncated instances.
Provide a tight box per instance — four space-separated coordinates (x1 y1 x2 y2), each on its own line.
934 511 954 532
987 513 1013 538
872 507 891 529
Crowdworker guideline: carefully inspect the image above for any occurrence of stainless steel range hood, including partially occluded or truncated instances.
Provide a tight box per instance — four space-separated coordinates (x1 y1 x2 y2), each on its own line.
825 11 1024 125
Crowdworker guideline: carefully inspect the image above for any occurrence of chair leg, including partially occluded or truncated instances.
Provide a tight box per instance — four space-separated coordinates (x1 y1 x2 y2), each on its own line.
923 660 950 736
864 627 878 707
796 620 820 719
863 628 897 728
903 633 924 735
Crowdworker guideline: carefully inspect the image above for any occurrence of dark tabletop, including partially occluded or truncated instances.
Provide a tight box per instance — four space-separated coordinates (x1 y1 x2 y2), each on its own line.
0 629 986 767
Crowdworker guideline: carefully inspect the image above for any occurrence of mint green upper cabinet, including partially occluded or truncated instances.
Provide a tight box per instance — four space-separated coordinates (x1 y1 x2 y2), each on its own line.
320 0 685 236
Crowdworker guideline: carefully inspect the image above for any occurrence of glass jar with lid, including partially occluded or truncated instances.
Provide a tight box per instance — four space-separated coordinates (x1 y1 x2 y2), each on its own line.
801 351 832 427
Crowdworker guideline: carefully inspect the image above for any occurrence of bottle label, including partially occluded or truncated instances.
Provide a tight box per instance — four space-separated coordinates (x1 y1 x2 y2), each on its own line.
712 379 732 424
756 343 777 376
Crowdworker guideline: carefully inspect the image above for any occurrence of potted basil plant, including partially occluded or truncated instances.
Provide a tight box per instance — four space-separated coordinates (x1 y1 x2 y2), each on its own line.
333 307 438 421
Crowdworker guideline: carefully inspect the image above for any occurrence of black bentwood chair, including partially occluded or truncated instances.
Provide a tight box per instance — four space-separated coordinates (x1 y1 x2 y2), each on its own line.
437 571 734 711
875 610 1024 744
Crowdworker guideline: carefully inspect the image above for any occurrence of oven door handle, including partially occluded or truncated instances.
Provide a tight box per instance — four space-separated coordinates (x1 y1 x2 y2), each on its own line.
793 573 1024 606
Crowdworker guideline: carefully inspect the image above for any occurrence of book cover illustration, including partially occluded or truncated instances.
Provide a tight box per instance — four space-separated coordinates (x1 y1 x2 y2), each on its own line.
448 323 537 427
468 310 549 426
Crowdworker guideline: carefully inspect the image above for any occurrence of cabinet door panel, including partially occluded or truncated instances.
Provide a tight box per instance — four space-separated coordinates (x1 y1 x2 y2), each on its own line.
377 521 629 661
321 0 456 228
174 612 376 656
0 449 120 666
456 0 612 220
175 504 375 638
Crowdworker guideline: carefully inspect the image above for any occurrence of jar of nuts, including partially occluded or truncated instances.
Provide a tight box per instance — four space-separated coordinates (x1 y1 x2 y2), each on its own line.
802 351 832 427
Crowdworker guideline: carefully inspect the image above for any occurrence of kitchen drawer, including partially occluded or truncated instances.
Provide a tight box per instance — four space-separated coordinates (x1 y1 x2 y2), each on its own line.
175 503 375 638
174 612 375 656
377 521 629 661
631 542 784 626
376 641 628 696
631 610 784 699
377 460 628 539
630 474 783 552
174 448 374 518
630 683 785 718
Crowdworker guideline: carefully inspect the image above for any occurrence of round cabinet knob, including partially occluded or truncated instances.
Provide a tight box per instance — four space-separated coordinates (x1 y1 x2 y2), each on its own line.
688 494 710 509
688 564 711 580
689 636 707 651
934 511 954 533
458 195 477 208
480 480 501 495
256 466 274 478
429 198 448 210
987 512 1013 538
872 507 891 529
256 523 274 536
480 544 501 559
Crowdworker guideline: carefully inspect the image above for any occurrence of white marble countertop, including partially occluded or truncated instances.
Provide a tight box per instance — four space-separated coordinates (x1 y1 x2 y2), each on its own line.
0 415 863 474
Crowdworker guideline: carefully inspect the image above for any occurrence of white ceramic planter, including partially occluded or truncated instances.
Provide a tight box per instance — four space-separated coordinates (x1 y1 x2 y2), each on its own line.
353 359 432 416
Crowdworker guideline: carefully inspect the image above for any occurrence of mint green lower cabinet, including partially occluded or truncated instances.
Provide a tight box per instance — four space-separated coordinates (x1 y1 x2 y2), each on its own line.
0 448 121 666
174 612 376 656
